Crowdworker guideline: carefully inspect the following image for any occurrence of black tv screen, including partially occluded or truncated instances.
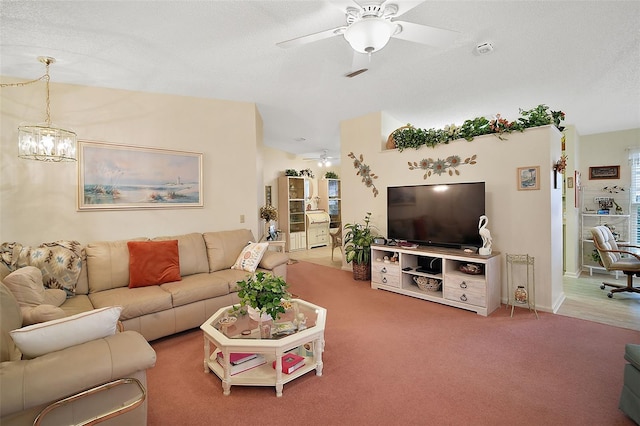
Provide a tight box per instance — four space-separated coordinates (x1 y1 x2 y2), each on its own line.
387 182 486 249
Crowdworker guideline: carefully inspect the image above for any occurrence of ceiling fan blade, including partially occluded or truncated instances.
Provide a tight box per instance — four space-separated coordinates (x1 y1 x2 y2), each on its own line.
391 20 459 47
382 1 425 18
276 26 346 49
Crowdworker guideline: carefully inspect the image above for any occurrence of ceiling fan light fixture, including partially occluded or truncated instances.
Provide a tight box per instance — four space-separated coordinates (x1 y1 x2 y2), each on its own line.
344 17 393 54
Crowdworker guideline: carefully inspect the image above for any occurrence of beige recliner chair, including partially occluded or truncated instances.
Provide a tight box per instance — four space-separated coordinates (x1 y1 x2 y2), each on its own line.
0 282 157 426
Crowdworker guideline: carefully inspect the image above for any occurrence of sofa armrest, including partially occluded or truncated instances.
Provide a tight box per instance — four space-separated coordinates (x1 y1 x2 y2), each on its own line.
259 250 289 270
0 331 156 417
625 344 640 370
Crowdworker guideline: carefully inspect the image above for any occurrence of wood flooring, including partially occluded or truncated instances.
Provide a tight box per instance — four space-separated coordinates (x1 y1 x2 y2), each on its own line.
290 246 640 331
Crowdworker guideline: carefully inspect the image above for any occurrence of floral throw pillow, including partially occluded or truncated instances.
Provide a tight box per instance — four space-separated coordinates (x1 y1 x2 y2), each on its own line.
231 242 268 273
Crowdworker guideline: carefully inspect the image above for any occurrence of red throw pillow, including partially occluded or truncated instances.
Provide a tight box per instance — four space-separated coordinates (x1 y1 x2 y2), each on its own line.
127 240 181 288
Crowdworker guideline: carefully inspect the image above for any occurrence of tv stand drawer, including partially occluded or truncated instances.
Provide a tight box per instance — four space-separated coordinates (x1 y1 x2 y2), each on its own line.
372 262 400 288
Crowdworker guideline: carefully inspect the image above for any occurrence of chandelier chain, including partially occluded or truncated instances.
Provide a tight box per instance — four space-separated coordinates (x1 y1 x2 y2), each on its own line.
0 65 51 125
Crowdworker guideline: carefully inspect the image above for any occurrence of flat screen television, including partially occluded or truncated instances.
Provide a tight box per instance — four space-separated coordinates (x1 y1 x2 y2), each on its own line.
387 182 486 249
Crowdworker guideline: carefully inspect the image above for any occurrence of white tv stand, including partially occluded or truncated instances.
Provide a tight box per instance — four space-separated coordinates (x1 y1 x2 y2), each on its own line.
371 245 501 316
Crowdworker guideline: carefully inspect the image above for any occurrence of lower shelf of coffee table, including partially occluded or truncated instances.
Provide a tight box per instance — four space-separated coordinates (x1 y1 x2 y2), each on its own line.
206 350 317 387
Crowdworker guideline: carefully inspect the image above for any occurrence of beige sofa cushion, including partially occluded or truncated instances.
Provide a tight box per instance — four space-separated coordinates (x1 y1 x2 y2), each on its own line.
3 266 67 307
1 282 23 362
259 250 290 270
203 229 256 272
88 286 172 321
59 294 94 317
207 268 253 292
21 305 66 326
85 238 147 293
153 233 209 276
3 266 47 306
160 272 231 307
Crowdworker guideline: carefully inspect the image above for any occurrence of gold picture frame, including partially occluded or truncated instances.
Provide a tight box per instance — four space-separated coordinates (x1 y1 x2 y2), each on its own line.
517 166 540 191
78 140 203 210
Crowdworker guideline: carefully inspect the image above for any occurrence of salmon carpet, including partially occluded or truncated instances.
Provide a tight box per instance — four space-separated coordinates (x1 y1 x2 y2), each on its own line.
148 261 639 425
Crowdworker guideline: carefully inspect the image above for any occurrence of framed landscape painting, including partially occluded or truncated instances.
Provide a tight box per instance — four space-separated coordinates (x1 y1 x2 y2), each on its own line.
78 141 203 210
517 166 540 191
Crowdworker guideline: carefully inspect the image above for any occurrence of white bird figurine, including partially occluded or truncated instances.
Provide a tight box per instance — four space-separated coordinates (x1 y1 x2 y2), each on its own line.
478 215 492 255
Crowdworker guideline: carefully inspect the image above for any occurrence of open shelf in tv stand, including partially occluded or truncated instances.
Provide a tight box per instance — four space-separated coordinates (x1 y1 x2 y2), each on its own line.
371 245 501 316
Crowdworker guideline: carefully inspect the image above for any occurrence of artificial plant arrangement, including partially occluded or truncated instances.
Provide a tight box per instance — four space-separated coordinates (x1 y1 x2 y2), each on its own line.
390 104 566 151
259 205 278 222
285 169 299 176
344 212 377 280
325 171 339 179
299 168 314 178
235 272 291 320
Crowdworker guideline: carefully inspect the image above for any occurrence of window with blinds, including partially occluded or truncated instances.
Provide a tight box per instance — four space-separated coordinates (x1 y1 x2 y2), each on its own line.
629 148 640 243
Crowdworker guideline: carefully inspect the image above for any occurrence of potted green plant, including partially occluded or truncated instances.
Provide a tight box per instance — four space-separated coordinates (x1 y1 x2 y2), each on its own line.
236 272 291 321
344 212 376 281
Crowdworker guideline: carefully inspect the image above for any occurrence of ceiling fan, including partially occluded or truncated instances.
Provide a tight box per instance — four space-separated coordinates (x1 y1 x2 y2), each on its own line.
276 1 459 57
304 150 338 167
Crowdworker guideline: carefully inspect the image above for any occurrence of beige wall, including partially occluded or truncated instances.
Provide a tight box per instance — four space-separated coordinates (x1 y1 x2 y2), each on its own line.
579 128 639 188
563 125 580 277
1 79 260 245
341 112 564 312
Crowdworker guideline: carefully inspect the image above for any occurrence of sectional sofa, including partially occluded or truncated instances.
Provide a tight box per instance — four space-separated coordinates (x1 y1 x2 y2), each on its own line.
0 228 289 425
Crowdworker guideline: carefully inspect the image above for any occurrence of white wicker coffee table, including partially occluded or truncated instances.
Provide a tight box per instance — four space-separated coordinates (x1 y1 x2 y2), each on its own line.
200 299 326 397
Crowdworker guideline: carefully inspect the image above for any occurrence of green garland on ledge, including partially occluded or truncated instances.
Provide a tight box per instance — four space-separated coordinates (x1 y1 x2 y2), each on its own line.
391 104 566 152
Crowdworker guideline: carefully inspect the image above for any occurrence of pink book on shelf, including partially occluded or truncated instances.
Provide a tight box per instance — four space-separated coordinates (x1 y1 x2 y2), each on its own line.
272 353 305 374
217 352 257 365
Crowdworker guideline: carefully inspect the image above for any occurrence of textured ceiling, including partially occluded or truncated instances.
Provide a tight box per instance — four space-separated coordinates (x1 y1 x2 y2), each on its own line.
1 1 639 164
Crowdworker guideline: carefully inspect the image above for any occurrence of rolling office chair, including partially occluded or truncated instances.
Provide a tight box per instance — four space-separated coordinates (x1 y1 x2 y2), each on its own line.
590 225 640 298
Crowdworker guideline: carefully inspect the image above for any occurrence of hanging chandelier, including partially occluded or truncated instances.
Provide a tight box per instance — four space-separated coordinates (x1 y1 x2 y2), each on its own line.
2 56 77 162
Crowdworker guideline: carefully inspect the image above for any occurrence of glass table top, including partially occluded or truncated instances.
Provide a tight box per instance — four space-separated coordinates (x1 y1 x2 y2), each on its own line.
210 299 319 341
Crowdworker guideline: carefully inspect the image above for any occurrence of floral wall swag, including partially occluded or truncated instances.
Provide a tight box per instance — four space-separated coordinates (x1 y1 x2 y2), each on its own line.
408 155 477 180
348 152 379 197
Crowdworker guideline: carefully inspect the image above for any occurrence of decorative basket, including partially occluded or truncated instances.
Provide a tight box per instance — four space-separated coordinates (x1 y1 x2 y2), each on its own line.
413 276 441 292
459 263 483 275
352 262 371 281
386 125 413 150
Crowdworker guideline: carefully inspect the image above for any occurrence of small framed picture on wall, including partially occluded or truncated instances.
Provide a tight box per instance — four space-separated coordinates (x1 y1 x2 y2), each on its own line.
517 166 540 191
589 165 620 180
